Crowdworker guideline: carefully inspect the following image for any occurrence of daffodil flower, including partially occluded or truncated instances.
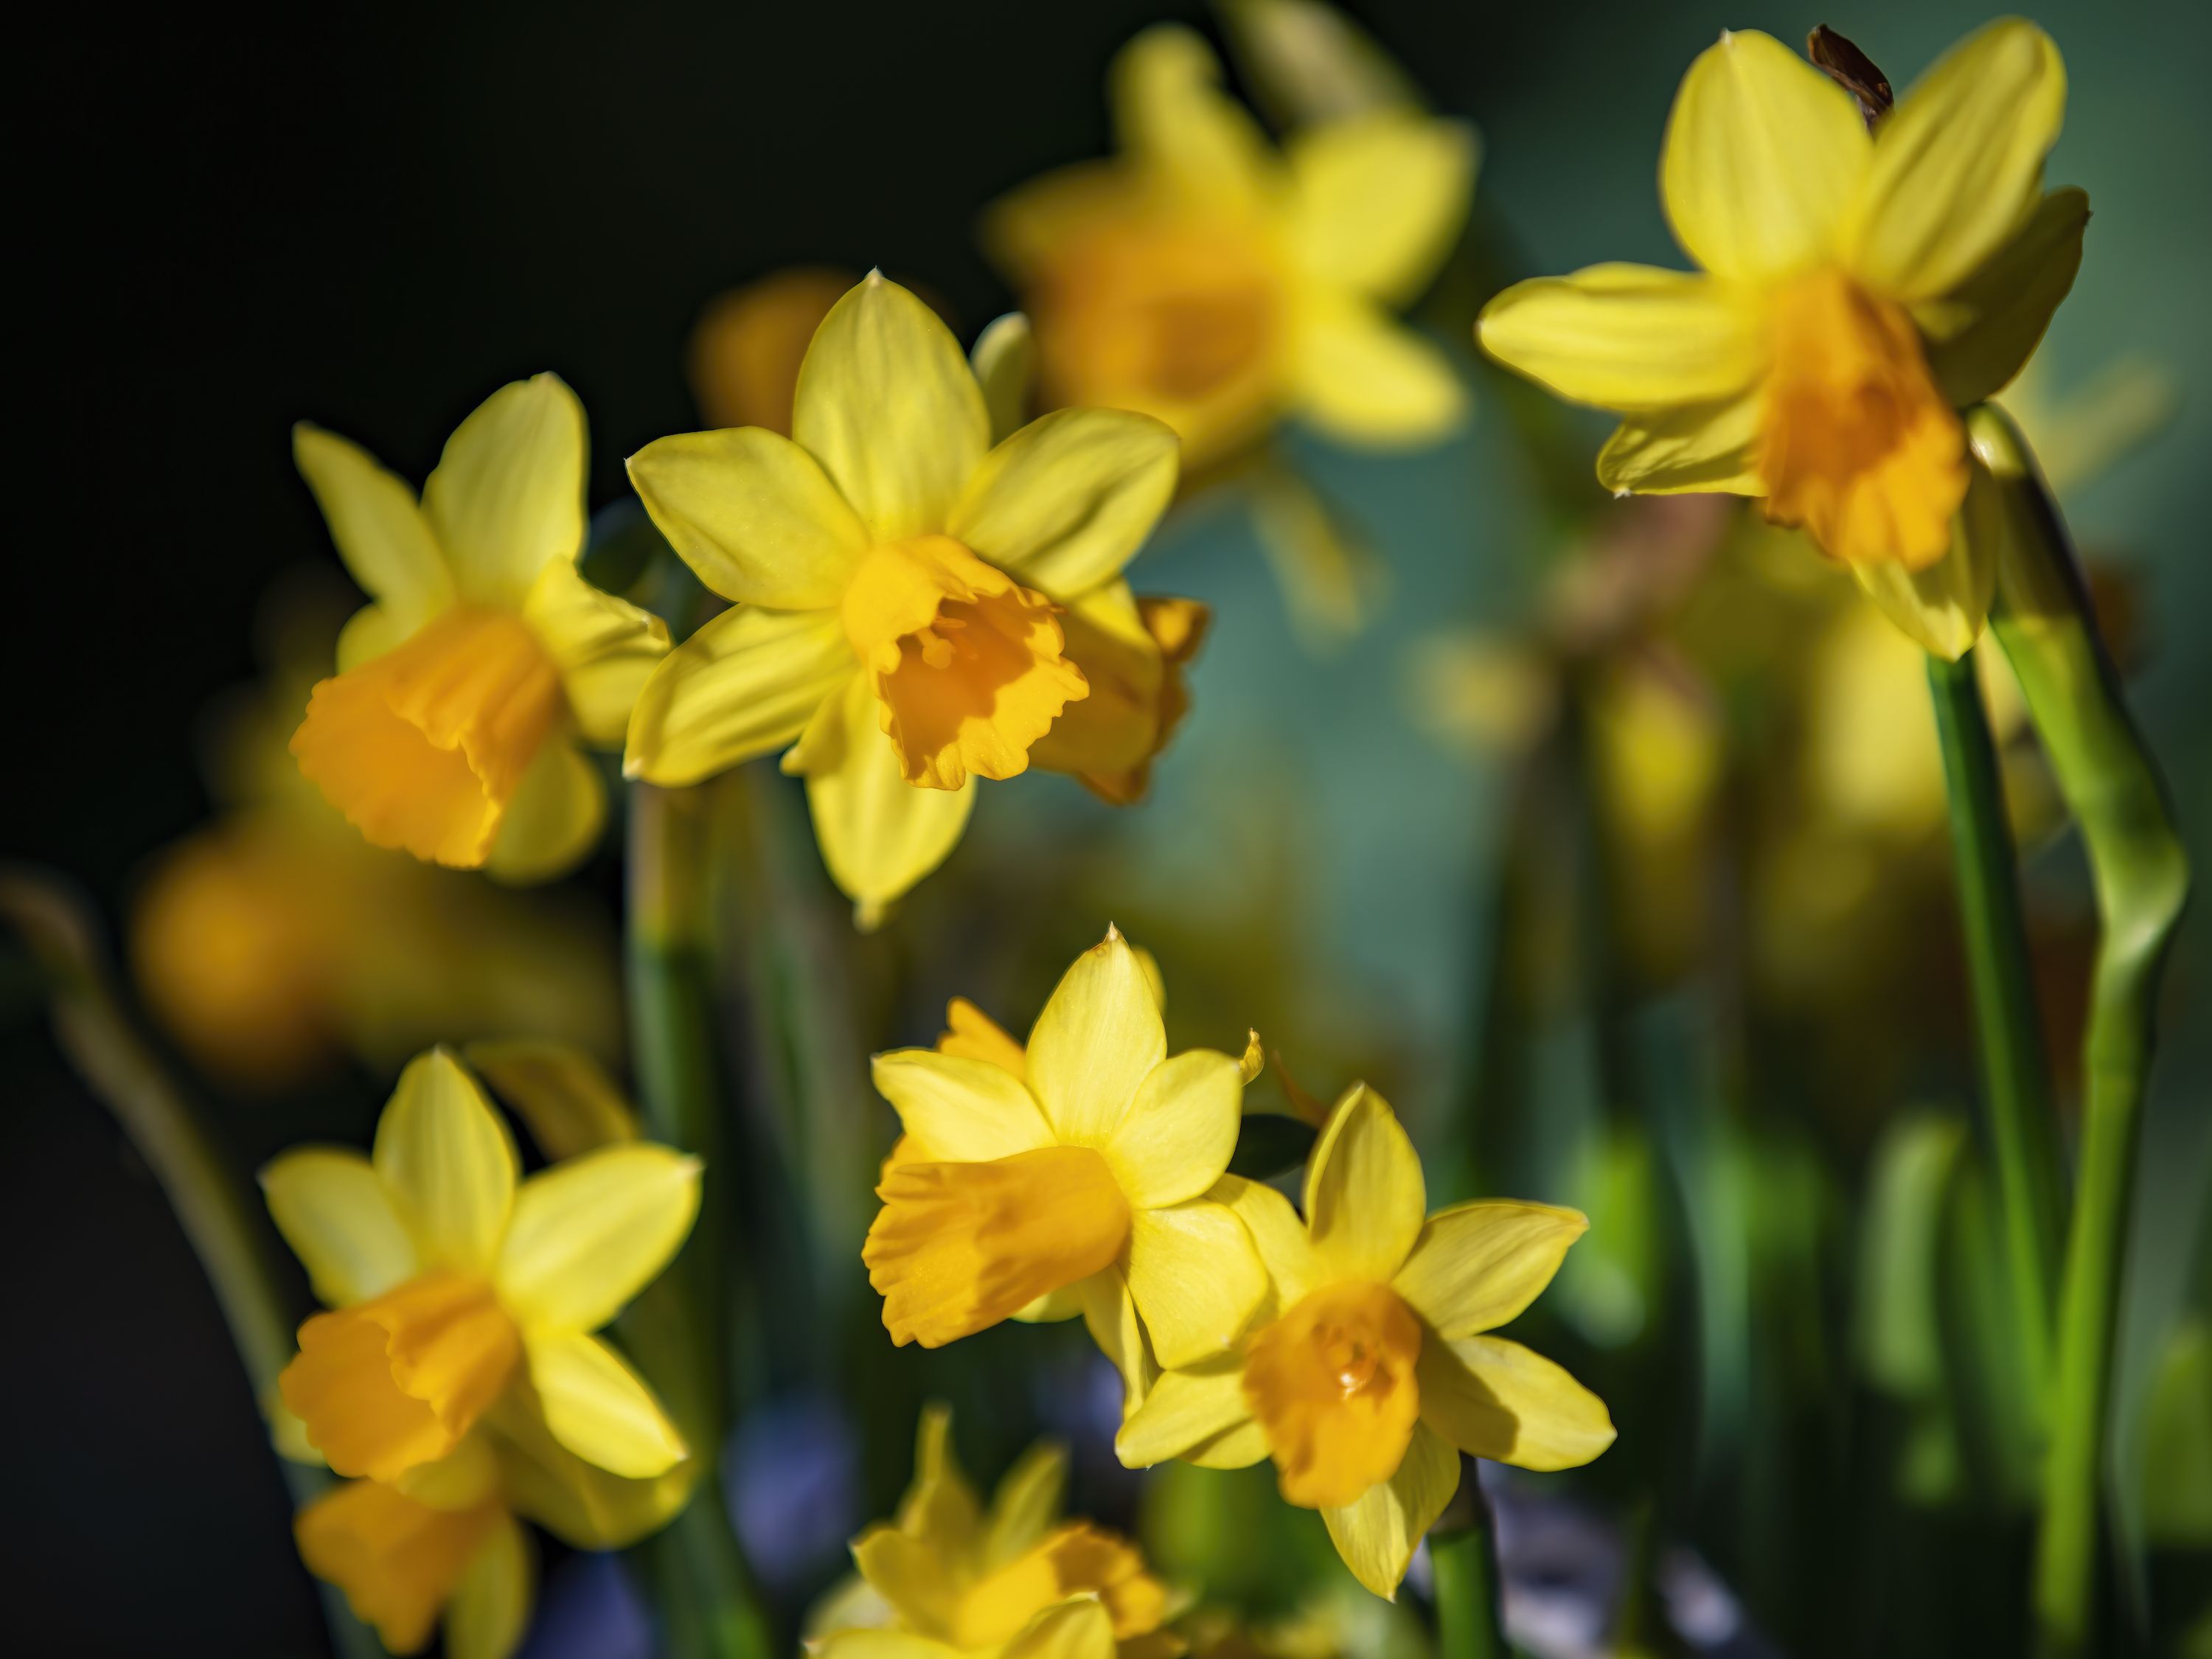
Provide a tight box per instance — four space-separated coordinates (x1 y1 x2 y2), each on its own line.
1478 21 2079 658
622 276 1186 922
289 375 670 879
294 1454 532 1659
268 1048 698 1489
1116 1086 1614 1599
861 928 1267 1372
809 1406 1180 1659
987 25 1475 470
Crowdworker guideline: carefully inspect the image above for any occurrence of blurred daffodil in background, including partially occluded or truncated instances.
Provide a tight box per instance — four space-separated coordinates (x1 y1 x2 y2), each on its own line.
863 927 1265 1374
809 1407 1182 1659
1479 20 2080 658
291 375 669 878
1118 1087 1612 1598
626 275 1198 922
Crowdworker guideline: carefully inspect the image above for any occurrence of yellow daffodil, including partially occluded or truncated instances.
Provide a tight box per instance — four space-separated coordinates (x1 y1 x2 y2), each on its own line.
809 1406 1181 1659
861 928 1267 1372
290 375 670 878
987 25 1474 471
1116 1086 1613 1599
624 275 1192 921
295 1458 532 1659
268 1047 698 1488
1478 21 2080 657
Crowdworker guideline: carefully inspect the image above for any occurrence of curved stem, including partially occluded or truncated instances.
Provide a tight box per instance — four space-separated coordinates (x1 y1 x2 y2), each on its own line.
1429 1467 1506 1659
1969 407 2191 1658
1924 649 2063 1397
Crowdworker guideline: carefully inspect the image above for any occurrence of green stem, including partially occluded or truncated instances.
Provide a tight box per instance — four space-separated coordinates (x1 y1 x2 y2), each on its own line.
623 785 775 1659
1924 649 2063 1399
1429 1470 1507 1659
0 871 380 1659
1968 407 2191 1658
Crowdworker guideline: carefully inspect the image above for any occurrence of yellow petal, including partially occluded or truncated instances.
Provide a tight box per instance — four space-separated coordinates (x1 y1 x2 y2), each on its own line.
625 607 852 787
486 1394 700 1550
866 1147 1133 1347
1303 1084 1425 1284
938 997 1029 1079
261 1147 418 1308
524 1329 688 1478
851 1523 962 1635
293 424 453 646
1318 1419 1458 1600
795 673 977 922
1101 1049 1244 1208
1596 392 1763 496
1476 264 1765 413
292 608 565 869
1026 928 1166 1144
1002 1598 1119 1659
1417 1335 1615 1472
628 425 869 608
981 1441 1070 1570
1079 1268 1158 1419
1389 1200 1587 1338
482 739 605 886
973 312 1036 446
949 408 1180 598
295 1479 498 1655
445 1510 533 1659
1918 187 2088 408
1847 19 2067 301
1113 26 1278 206
461 1040 639 1161
521 560 670 746
1660 29 1868 282
816 1634 965 1659
373 1049 518 1273
1243 1280 1422 1509
1849 453 1999 660
1115 1361 1251 1467
422 375 588 606
794 274 991 543
1286 112 1475 304
1124 1198 1267 1369
871 1049 1055 1161
900 1401 983 1544
1290 292 1464 446
1211 1173 1318 1310
497 1145 701 1334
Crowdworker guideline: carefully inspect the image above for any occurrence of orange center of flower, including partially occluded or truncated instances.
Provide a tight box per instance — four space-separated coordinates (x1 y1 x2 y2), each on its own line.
841 535 1089 790
279 1271 523 1484
1756 266 1966 571
294 1479 503 1655
863 1144 1131 1348
1241 1279 1423 1509
291 607 563 867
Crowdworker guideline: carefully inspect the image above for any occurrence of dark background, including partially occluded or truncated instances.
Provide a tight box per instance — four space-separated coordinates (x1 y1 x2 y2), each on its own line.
10 2 2209 1654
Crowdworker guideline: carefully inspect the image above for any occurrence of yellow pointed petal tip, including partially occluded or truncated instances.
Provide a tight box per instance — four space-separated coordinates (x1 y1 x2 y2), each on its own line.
279 1271 522 1483
296 1479 501 1655
864 1146 1132 1348
1242 1279 1423 1509
1756 267 1966 568
291 606 565 866
840 534 1089 788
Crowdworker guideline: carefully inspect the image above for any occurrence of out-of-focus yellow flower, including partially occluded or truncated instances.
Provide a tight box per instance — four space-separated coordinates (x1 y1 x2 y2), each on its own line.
861 928 1266 1374
987 25 1473 472
689 267 856 435
296 1459 532 1659
1479 21 2080 657
625 276 1190 921
269 1048 697 1486
1117 1086 1612 1599
809 1406 1182 1659
291 376 669 878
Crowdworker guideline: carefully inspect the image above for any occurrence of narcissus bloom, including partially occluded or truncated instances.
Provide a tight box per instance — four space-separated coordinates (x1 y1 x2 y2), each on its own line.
269 1048 698 1487
1478 21 2079 654
862 928 1267 1371
290 375 669 879
625 276 1194 922
1116 1086 1613 1599
809 1406 1180 1659
987 25 1474 471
